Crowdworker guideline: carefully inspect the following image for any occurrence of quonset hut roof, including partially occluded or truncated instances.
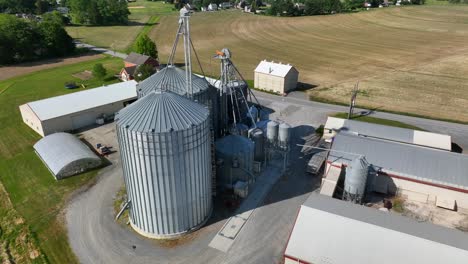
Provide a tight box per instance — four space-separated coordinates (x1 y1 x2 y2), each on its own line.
329 133 468 190
116 91 209 132
138 66 211 98
34 133 101 179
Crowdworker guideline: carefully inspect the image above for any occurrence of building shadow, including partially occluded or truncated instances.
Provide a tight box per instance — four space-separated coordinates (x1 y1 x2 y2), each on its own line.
451 142 463 153
295 82 318 92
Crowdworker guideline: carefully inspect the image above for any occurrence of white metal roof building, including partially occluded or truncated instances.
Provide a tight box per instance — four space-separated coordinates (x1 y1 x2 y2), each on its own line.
328 133 468 209
34 133 101 180
19 80 137 136
285 194 468 264
254 60 298 94
323 117 452 150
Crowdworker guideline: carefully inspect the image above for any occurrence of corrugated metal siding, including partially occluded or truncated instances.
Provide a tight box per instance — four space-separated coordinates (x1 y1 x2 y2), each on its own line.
137 66 220 137
116 92 212 237
34 132 101 177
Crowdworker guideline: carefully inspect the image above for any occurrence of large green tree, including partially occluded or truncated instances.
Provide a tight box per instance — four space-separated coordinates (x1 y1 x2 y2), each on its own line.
0 14 74 65
39 11 75 56
135 35 158 59
68 0 129 25
134 64 155 82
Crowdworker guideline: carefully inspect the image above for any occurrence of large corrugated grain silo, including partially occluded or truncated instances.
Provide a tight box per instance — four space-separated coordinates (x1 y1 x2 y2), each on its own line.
137 65 220 137
115 91 212 239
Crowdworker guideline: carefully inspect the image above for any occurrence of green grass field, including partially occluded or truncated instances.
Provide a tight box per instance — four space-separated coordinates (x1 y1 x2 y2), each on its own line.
332 112 424 130
66 0 176 52
0 56 123 263
151 5 468 123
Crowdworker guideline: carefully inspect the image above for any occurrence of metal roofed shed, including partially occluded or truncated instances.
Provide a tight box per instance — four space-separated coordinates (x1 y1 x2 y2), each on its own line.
215 135 255 189
329 132 468 208
116 91 212 239
254 60 298 94
284 194 468 264
34 133 101 180
19 80 138 137
323 116 452 151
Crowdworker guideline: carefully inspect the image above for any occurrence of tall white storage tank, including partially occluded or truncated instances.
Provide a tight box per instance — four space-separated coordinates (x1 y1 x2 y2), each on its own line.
343 156 369 204
278 123 291 149
116 91 212 239
267 121 279 144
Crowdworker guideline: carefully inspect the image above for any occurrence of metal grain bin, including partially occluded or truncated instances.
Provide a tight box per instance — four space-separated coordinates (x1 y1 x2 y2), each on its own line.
278 123 291 149
115 91 212 239
267 121 279 144
343 156 369 204
251 128 264 162
137 65 220 137
215 135 254 189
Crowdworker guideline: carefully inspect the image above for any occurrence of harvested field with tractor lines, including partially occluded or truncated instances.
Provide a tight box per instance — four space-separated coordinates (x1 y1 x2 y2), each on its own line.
151 6 468 122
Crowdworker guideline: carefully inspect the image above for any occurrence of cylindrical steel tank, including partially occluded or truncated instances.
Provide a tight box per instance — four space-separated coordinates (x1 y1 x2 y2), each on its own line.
137 65 220 138
217 80 250 127
343 156 369 204
248 106 258 123
215 135 254 188
267 121 279 144
115 91 212 239
251 128 264 162
278 123 291 148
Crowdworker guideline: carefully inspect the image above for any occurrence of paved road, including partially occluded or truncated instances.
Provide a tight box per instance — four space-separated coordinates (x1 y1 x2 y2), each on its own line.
252 90 468 151
75 41 128 59
66 124 317 264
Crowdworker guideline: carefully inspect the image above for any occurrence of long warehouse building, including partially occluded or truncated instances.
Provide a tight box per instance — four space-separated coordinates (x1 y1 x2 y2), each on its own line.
327 132 468 209
19 80 137 137
285 194 468 264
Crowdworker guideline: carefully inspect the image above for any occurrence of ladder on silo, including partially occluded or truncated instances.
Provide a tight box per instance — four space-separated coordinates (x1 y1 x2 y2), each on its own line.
211 131 217 197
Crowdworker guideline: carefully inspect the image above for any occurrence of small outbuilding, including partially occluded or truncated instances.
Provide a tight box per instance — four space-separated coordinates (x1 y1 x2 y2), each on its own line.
254 60 298 94
34 133 101 180
19 80 138 137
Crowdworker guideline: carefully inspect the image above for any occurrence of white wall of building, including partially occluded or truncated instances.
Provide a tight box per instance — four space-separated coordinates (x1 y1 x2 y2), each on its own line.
326 163 468 209
19 104 45 136
254 65 298 94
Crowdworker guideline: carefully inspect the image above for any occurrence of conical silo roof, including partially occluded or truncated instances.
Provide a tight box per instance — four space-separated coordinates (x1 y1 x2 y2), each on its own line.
116 91 209 132
138 65 211 97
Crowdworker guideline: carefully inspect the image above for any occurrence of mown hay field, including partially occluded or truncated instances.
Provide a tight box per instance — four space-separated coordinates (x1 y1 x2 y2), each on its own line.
150 6 468 122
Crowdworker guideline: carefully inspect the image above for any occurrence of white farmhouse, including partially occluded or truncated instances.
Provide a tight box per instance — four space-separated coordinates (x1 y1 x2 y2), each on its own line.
254 60 298 94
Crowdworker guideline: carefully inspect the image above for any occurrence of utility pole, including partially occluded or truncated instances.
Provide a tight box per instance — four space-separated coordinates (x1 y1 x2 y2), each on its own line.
348 81 359 119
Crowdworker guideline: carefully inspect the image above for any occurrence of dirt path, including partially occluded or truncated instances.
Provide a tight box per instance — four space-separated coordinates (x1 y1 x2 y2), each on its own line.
0 54 103 81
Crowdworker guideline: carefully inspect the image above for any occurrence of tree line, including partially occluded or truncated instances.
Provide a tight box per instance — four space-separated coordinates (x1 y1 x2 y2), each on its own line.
1 0 130 25
0 0 55 14
265 0 425 17
0 12 75 65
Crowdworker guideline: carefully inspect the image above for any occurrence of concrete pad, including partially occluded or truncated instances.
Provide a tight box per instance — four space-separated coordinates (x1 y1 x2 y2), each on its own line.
209 163 284 253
